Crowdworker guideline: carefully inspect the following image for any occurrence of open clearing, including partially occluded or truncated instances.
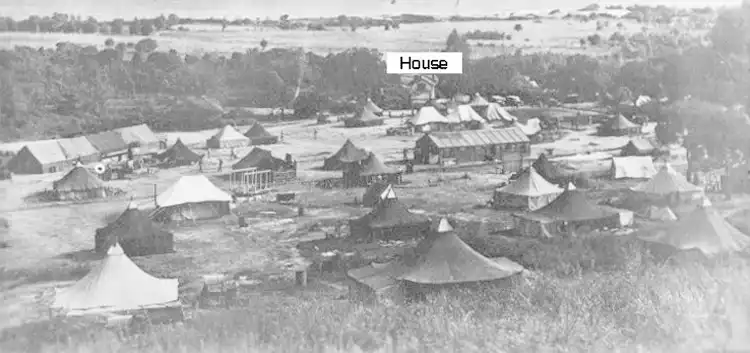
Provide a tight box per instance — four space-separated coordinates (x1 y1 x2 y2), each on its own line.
0 19 682 57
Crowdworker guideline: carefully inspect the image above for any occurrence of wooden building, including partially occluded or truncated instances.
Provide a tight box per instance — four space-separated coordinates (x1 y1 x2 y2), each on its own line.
413 127 530 172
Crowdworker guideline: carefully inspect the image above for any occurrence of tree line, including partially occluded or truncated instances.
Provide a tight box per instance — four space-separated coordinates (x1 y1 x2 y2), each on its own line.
0 6 749 169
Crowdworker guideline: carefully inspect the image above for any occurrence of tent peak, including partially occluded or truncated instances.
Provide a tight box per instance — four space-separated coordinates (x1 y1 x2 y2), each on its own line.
107 243 125 256
436 218 454 232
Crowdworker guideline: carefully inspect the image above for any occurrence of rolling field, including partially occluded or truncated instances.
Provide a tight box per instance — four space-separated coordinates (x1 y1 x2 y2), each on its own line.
0 19 682 57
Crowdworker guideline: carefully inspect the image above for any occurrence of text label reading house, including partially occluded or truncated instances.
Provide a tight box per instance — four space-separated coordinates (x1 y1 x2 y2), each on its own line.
386 52 463 74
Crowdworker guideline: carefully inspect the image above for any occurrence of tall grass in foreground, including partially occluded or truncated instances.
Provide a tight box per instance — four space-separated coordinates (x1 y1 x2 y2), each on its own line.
2 255 749 353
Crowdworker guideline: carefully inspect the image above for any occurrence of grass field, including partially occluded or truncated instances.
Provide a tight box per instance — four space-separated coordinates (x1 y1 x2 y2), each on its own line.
0 19 680 57
2 115 750 352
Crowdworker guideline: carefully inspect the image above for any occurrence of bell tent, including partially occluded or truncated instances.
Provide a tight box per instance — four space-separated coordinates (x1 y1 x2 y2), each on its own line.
52 165 115 201
322 139 369 170
152 175 233 222
347 218 524 302
345 105 385 127
244 123 279 145
233 147 292 171
493 167 564 211
639 206 750 257
408 106 450 132
205 125 249 149
95 203 174 257
468 93 489 108
630 164 704 207
52 243 179 313
364 98 384 115
344 152 401 188
599 114 641 136
362 182 394 208
349 187 430 241
484 103 517 124
514 189 621 237
157 139 202 167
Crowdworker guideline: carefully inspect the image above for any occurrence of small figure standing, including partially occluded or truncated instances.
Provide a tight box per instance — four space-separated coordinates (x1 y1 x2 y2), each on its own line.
198 158 204 172
230 147 237 159
218 159 224 172
280 131 284 142
313 129 318 140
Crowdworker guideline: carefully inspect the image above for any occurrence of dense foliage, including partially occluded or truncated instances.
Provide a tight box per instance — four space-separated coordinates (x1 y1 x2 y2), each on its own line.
0 6 748 165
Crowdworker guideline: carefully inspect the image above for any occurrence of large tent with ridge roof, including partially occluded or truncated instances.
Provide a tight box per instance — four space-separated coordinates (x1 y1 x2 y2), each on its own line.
157 138 203 167
151 175 233 222
95 202 174 257
51 243 179 314
322 139 370 170
347 218 524 302
408 106 451 132
513 189 622 238
492 167 564 211
349 186 430 241
598 114 641 136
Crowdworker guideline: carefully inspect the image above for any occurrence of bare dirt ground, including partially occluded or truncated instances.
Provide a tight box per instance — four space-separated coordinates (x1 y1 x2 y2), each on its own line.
0 19 686 58
0 115 716 333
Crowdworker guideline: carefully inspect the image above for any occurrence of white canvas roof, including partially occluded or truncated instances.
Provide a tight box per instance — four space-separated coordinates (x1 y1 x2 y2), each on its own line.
445 105 485 124
57 137 99 159
611 156 657 179
485 103 517 122
409 106 450 126
436 217 454 232
364 98 383 114
631 164 703 195
497 167 563 196
24 141 69 165
210 125 249 143
52 243 178 312
513 118 542 136
156 175 232 208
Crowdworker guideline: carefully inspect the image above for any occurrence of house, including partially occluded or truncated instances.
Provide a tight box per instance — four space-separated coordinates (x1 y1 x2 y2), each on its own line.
402 75 437 107
86 131 130 161
6 141 71 174
413 127 530 171
57 136 100 164
113 124 161 155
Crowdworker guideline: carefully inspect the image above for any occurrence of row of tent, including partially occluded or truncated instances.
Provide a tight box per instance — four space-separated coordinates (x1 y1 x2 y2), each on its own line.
205 123 278 149
7 124 161 175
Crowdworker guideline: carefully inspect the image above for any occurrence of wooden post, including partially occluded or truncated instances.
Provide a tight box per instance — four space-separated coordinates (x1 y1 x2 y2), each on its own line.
295 269 308 287
153 184 157 206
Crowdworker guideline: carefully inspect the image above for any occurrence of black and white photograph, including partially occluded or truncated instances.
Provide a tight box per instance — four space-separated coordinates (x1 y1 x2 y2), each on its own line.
1 0 749 352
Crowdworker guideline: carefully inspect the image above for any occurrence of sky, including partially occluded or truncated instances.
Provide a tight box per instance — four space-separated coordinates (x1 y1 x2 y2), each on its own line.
1 0 738 21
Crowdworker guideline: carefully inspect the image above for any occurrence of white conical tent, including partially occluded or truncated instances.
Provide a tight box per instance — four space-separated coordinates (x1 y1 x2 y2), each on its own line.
381 184 396 200
52 243 178 312
493 168 564 211
436 217 454 232
409 106 450 127
445 105 485 124
364 98 384 114
567 182 577 190
206 125 249 148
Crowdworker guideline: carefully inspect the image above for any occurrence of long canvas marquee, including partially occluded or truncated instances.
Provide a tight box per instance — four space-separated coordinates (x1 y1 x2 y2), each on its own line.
52 243 178 313
152 175 232 222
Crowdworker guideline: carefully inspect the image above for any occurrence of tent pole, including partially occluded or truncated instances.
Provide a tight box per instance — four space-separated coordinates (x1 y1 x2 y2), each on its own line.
153 184 157 207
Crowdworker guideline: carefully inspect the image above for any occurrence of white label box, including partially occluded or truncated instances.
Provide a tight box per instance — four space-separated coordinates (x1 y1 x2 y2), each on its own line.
385 52 463 74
